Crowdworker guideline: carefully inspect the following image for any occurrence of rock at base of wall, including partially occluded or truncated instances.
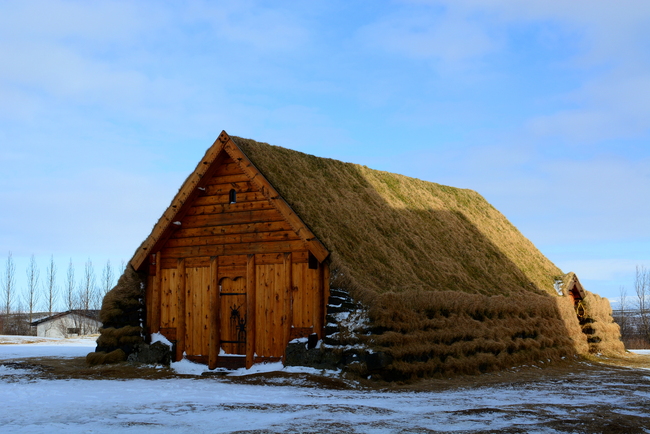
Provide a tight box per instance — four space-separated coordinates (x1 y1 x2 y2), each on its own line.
285 340 340 370
285 339 392 376
127 342 172 365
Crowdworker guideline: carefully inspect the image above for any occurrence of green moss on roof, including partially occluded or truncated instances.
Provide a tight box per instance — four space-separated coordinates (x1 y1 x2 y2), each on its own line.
232 136 562 301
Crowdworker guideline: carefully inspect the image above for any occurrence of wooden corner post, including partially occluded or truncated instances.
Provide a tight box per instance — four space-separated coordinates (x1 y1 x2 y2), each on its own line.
321 261 330 339
245 254 256 369
284 252 293 360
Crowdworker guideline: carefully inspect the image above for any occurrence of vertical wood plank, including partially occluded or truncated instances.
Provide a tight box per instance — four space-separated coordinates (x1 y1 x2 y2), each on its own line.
202 267 210 356
160 269 169 328
255 263 271 357
306 266 313 328
191 268 197 356
311 265 319 328
176 259 186 362
186 267 194 356
320 261 330 338
284 253 292 359
291 263 302 327
256 264 265 357
209 257 219 369
170 268 178 328
245 254 255 369
151 252 161 334
272 263 283 356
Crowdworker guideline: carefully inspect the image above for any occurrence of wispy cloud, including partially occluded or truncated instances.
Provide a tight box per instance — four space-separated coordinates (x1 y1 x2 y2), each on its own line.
357 9 499 71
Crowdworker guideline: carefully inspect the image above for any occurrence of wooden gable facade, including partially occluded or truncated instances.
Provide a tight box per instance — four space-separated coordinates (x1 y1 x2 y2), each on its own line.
131 131 330 369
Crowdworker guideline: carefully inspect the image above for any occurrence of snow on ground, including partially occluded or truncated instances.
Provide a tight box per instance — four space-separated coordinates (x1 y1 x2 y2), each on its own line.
0 335 97 359
171 358 341 378
1 336 649 433
631 349 650 355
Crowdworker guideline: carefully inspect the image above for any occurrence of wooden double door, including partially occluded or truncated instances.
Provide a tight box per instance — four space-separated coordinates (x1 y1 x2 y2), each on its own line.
180 255 251 367
155 252 325 369
178 253 291 368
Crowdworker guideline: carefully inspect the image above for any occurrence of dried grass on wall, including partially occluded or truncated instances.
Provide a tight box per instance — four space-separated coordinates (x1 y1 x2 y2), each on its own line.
582 292 625 356
88 266 145 365
367 290 578 380
554 295 590 355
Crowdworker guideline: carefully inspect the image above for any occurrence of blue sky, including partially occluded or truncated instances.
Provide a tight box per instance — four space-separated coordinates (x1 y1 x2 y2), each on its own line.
1 0 649 306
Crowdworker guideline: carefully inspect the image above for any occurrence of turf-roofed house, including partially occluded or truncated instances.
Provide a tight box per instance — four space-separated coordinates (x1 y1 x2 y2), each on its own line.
89 131 624 379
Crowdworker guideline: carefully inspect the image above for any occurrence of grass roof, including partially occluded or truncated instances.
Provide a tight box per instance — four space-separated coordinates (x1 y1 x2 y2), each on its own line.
232 136 562 303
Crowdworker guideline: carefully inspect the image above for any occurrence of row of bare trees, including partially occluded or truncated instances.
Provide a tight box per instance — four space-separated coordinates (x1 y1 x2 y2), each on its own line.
615 265 650 349
1 252 122 335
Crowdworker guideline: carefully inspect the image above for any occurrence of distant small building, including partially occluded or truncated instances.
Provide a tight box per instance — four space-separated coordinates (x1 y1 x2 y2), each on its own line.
30 310 102 338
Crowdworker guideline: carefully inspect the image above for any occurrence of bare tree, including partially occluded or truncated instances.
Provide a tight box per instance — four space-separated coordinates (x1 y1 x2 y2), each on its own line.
13 298 30 335
100 260 115 299
65 259 76 312
43 255 58 316
2 252 16 333
79 259 96 313
635 265 650 344
24 254 40 324
616 286 632 343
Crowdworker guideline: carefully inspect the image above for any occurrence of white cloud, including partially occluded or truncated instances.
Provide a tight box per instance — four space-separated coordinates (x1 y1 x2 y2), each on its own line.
185 0 310 52
358 12 497 62
527 70 650 144
0 1 151 43
366 1 650 143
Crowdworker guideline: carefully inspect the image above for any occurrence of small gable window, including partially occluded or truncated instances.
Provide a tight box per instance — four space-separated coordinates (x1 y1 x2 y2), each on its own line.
229 189 237 204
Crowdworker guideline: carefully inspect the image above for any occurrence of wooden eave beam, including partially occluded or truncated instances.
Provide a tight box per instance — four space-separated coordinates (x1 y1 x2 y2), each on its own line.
130 135 228 271
221 133 330 263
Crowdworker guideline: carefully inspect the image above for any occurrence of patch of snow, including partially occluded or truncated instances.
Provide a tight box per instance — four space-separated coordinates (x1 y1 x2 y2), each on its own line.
630 349 650 355
150 332 173 350
170 358 210 376
0 364 32 376
228 361 284 376
332 311 350 321
281 365 340 377
226 361 340 378
0 335 96 359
